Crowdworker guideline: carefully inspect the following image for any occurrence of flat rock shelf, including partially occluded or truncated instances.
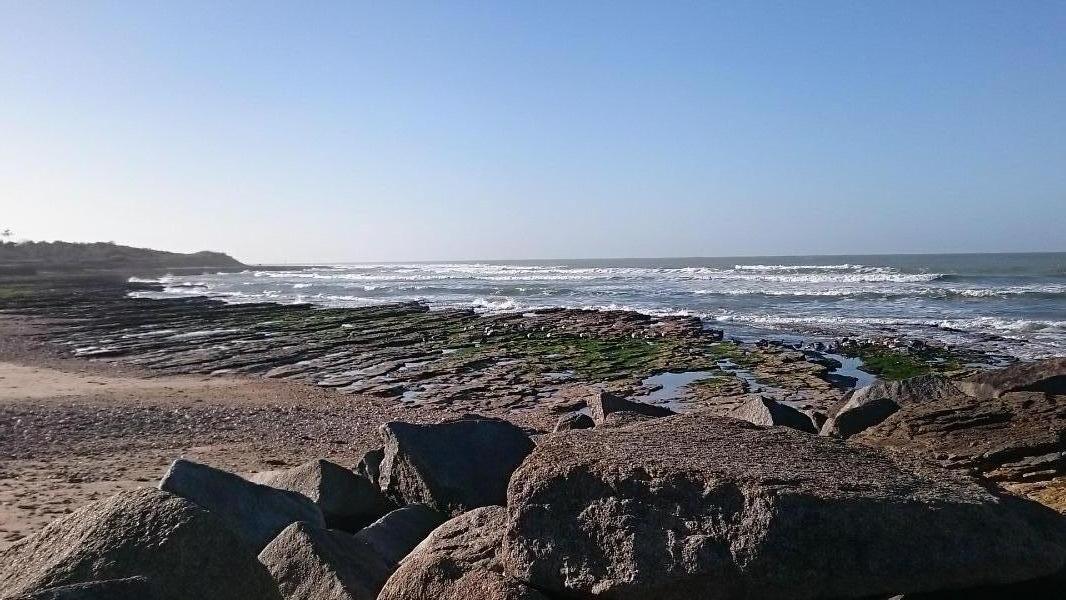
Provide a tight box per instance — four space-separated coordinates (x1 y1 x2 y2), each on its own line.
0 280 856 416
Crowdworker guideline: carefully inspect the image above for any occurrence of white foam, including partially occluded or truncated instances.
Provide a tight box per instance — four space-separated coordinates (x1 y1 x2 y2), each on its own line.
130 261 1066 358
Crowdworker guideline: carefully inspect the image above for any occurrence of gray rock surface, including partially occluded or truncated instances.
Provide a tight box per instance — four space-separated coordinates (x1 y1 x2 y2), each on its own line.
821 375 964 438
503 411 1066 600
258 504 443 600
158 458 324 551
956 357 1066 399
586 390 674 425
354 504 445 566
729 396 817 433
600 410 658 428
6 577 152 600
259 522 390 600
379 507 548 600
377 418 535 516
553 412 595 432
252 459 392 531
0 488 281 600
356 448 384 485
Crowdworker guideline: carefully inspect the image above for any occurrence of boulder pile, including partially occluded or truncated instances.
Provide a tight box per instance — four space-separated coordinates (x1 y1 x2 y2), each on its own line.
2 361 1065 600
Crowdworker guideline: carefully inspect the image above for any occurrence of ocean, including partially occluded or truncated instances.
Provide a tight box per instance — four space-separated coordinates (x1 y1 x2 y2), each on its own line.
131 252 1066 359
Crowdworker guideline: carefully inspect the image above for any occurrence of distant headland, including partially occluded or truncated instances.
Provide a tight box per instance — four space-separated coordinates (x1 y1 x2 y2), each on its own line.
0 240 246 276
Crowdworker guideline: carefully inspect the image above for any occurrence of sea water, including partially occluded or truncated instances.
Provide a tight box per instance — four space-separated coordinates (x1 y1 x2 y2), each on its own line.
130 253 1066 359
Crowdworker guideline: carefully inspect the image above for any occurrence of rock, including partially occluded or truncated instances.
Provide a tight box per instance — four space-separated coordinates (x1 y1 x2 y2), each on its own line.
728 396 817 433
259 505 443 600
354 504 446 566
0 488 281 600
821 375 964 438
259 522 390 600
377 417 535 516
854 391 1066 505
586 390 674 425
356 448 384 485
956 357 1066 398
503 411 1066 600
379 507 548 600
887 568 1066 599
159 458 324 551
553 412 594 432
802 408 828 431
601 410 658 428
7 577 152 600
252 459 393 531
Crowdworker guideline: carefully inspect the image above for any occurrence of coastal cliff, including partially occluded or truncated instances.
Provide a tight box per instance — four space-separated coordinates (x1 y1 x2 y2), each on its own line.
0 240 245 275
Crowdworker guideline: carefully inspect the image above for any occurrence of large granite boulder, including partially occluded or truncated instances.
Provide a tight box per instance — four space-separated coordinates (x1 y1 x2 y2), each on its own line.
956 357 1066 399
159 458 324 551
729 396 817 433
259 505 443 600
259 522 389 600
7 577 152 600
821 375 964 438
252 459 393 531
503 412 1066 600
0 488 281 600
587 390 674 425
379 507 548 600
377 417 535 516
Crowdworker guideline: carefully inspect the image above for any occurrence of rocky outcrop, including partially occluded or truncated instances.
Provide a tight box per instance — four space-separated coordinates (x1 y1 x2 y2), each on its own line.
258 505 443 600
1 283 734 417
252 459 392 531
379 507 548 600
503 412 1066 600
553 412 594 432
956 357 1066 399
854 391 1066 509
821 375 964 438
728 396 817 433
6 577 152 600
377 418 535 516
159 458 324 551
586 390 674 425
0 488 281 600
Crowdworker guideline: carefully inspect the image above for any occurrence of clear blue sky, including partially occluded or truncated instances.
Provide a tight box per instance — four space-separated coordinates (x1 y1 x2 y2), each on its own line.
2 1 1064 263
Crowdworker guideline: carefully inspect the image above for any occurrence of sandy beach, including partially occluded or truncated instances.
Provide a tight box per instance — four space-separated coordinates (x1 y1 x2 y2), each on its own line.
0 360 370 548
0 313 531 549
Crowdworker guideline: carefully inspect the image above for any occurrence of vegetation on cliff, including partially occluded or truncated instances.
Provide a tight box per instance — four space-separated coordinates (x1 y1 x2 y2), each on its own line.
0 240 244 273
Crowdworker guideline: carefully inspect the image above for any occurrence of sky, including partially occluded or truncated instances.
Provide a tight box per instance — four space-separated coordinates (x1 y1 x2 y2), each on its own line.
2 2 1065 263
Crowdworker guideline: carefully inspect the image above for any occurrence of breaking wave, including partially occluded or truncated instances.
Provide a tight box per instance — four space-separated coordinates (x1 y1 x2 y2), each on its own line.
129 256 1066 358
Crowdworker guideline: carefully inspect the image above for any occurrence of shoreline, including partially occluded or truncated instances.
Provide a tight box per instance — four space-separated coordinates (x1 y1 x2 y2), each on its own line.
130 257 1066 360
0 322 555 550
0 276 1055 548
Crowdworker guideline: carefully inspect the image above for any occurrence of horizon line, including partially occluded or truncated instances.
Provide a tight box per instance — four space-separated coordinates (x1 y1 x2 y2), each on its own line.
247 249 1066 266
